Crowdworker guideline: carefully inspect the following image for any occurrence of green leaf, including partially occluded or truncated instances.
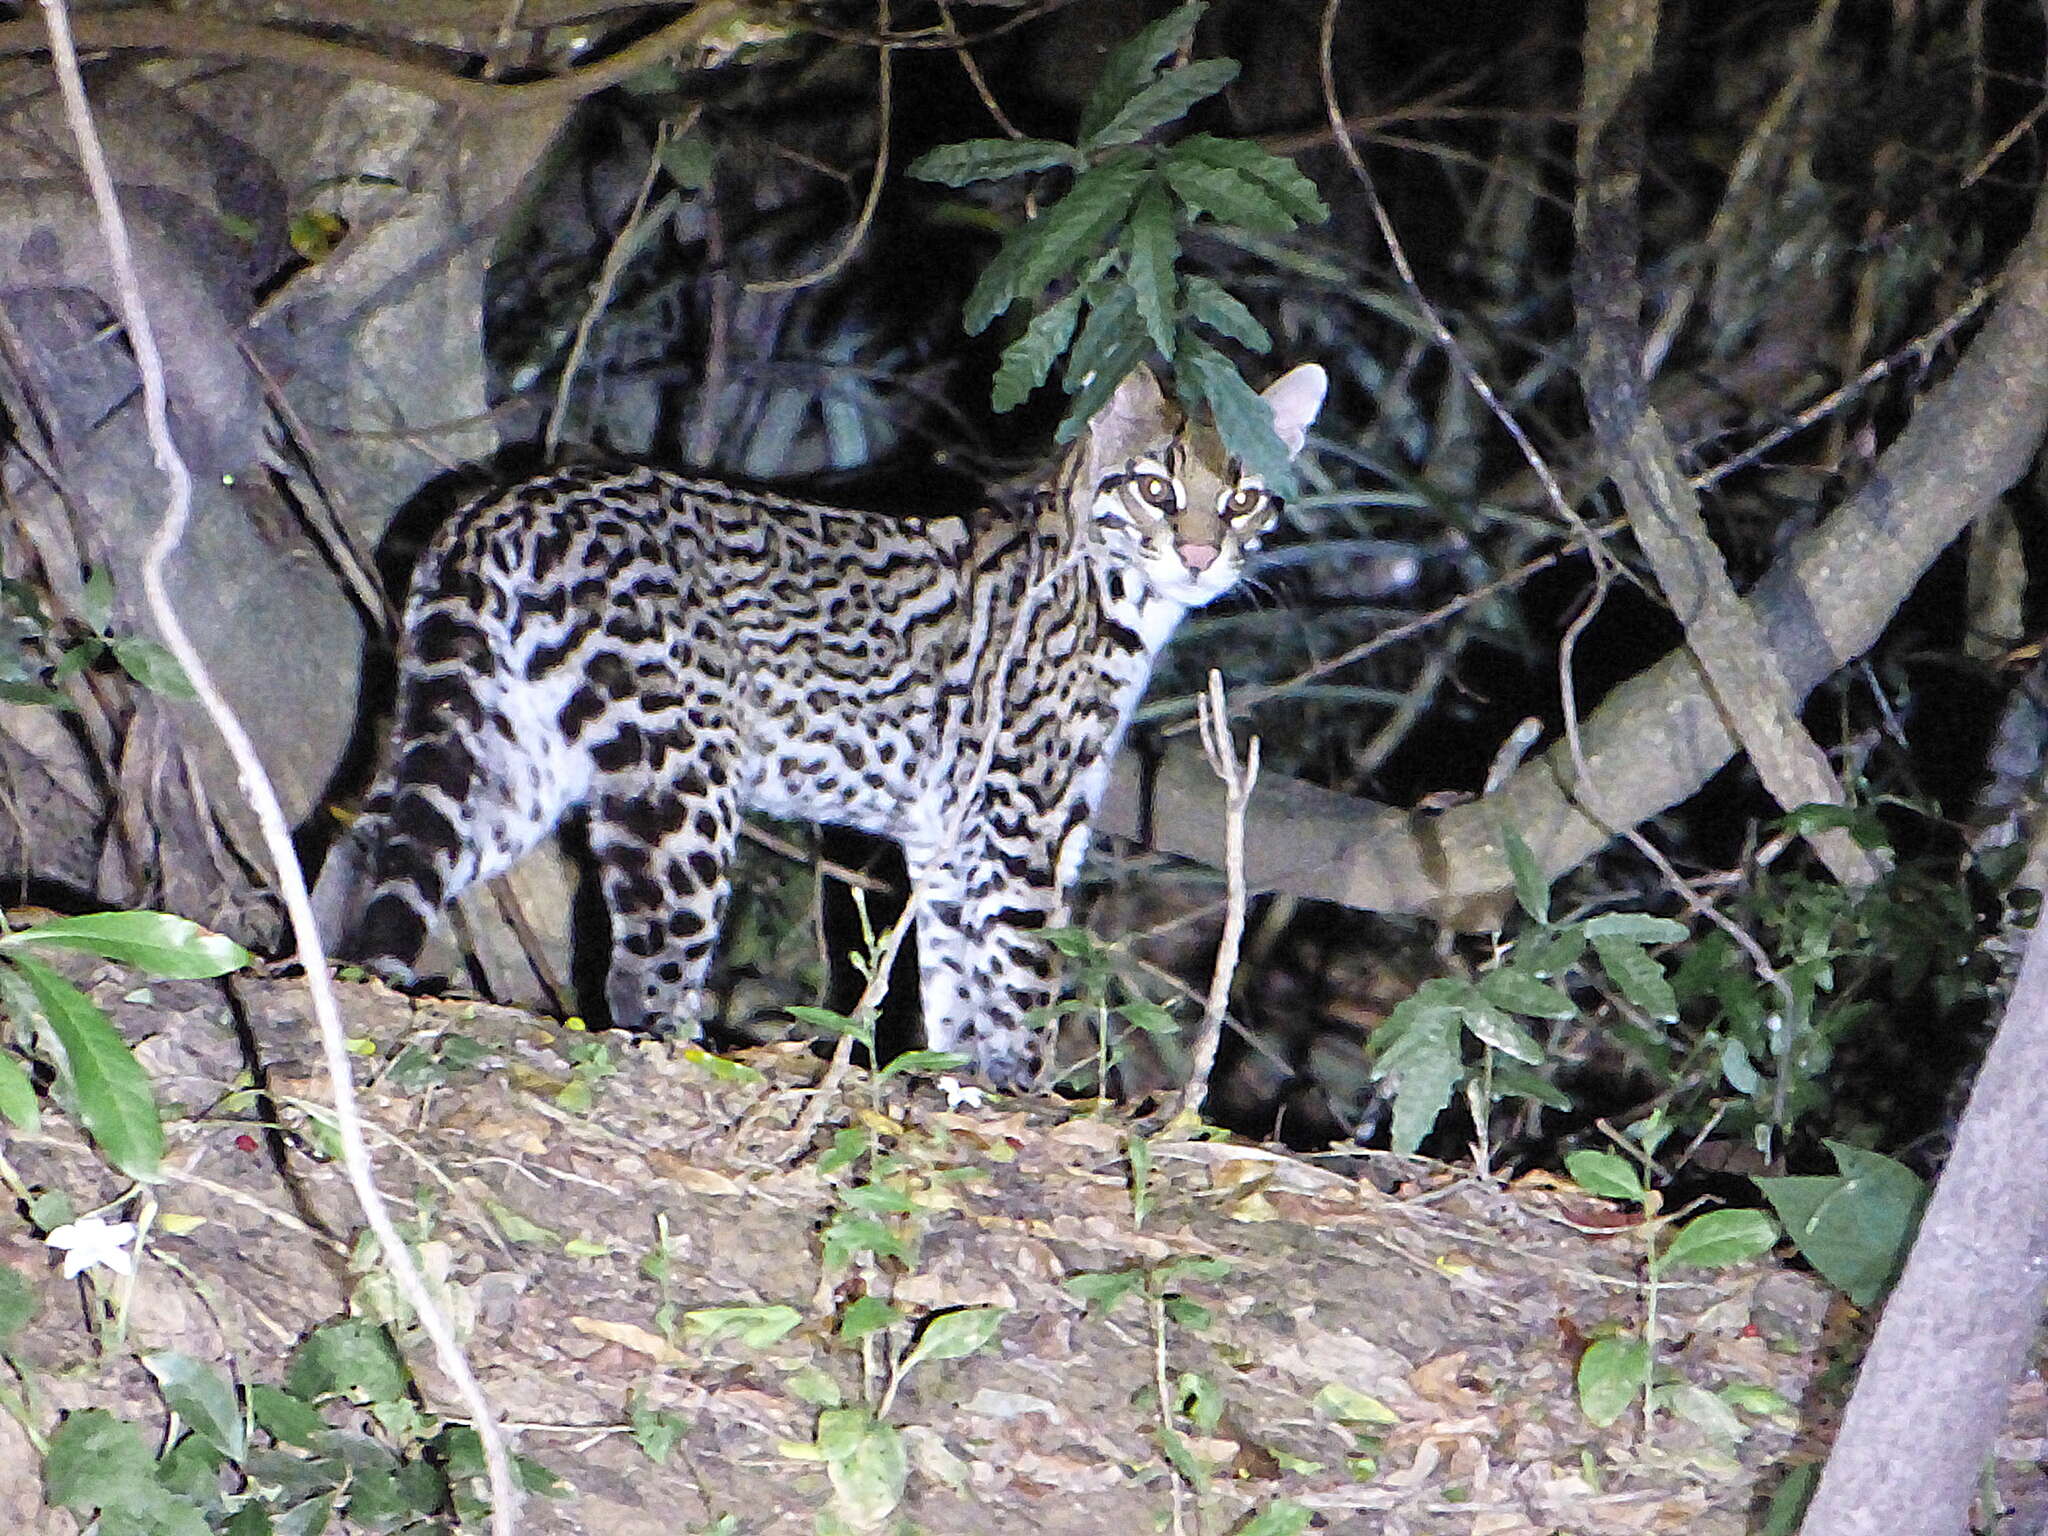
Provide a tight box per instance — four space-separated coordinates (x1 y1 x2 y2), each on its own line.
3 910 253 977
963 154 1150 333
1582 912 1688 944
991 286 1085 412
1085 58 1240 151
818 1409 906 1529
1521 925 1586 977
659 133 715 190
249 1384 326 1449
1589 934 1679 1022
42 1408 155 1511
1501 825 1549 924
1173 135 1329 223
1062 280 1143 392
1064 1268 1143 1313
1180 340 1297 494
1312 1382 1398 1426
0 681 72 709
629 1403 689 1465
1160 154 1297 234
1458 999 1545 1063
1757 1141 1925 1305
1370 981 1465 1155
901 1307 1007 1373
1477 966 1576 1021
1154 1422 1209 1490
1660 1208 1779 1271
1125 181 1179 355
1115 998 1179 1036
14 954 163 1181
1183 275 1269 351
682 1304 802 1351
875 1047 972 1080
1576 1336 1648 1428
0 1047 39 1131
1232 1502 1314 1536
838 1294 901 1342
108 638 197 700
285 1320 407 1405
144 1351 247 1461
0 1263 38 1348
1078 1 1207 143
80 565 115 635
907 138 1079 186
1565 1148 1645 1203
821 1213 912 1269
1485 1060 1572 1110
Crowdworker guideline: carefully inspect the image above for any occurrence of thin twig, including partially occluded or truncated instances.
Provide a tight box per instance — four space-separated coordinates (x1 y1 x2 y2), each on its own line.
747 0 894 294
545 119 679 460
1170 672 1259 1126
35 6 521 1530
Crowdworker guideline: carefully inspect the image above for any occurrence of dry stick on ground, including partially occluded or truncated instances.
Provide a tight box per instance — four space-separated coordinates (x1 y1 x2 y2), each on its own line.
33 5 523 1531
1573 0 1884 892
1170 672 1258 1126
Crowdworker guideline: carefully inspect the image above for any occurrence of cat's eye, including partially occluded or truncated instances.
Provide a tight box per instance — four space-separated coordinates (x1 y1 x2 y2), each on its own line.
1134 474 1175 509
1225 487 1266 517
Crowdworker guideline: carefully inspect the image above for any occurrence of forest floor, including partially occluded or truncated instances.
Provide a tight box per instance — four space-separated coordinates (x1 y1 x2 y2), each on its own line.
4 958 2045 1535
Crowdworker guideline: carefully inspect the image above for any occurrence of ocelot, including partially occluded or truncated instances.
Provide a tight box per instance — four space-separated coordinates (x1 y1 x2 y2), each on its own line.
320 363 1325 1088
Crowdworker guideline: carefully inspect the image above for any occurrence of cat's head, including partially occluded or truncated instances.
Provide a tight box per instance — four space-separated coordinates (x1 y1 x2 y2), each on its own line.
1073 362 1326 606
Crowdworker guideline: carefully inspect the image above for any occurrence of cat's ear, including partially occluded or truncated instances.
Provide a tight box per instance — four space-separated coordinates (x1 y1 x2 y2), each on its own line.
1083 364 1176 473
1261 364 1328 458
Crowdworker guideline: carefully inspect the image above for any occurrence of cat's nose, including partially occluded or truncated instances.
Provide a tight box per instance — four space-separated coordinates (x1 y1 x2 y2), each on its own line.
1177 541 1219 571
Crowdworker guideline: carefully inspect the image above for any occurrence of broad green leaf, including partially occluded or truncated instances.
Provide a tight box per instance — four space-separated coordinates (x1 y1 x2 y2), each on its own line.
1520 925 1585 977
1660 1380 1744 1444
1173 134 1330 223
1183 274 1269 350
1154 1422 1209 1490
1371 982 1465 1155
1232 1502 1314 1536
1085 58 1240 151
1565 1148 1645 1202
42 1408 155 1511
1719 1037 1762 1093
1161 154 1297 234
1757 1141 1925 1305
0 1263 37 1348
1180 341 1297 494
1477 967 1576 1021
1502 824 1549 924
285 1319 408 1405
1125 182 1179 355
1115 998 1179 1036
1582 912 1688 944
5 911 252 978
144 1351 247 1461
901 1306 1007 1372
1660 1208 1779 1271
818 1409 906 1529
874 1047 972 1079
682 1304 802 1350
991 286 1085 412
15 954 163 1181
786 1004 866 1037
907 137 1078 186
248 1384 326 1449
0 1047 39 1131
1063 1268 1143 1313
1175 1370 1224 1431
822 1212 912 1269
838 1294 901 1341
109 638 197 701
1312 1382 1398 1426
1062 279 1142 390
1486 1060 1572 1110
1576 1336 1648 1428
1458 999 1545 1063
0 681 71 709
155 1430 222 1503
1589 934 1678 1021
1078 1 1207 142
80 565 115 634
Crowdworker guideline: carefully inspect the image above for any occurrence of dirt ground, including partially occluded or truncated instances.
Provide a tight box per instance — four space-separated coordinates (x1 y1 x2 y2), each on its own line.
4 958 2044 1535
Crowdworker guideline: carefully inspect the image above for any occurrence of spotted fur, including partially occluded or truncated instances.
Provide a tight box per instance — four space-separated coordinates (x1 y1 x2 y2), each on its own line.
322 364 1325 1089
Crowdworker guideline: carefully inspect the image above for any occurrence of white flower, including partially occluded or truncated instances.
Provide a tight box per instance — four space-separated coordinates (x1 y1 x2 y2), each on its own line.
46 1216 139 1278
936 1076 986 1111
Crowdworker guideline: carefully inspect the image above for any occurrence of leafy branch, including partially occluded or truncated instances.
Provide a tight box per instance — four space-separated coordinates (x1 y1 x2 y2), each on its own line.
907 1 1327 490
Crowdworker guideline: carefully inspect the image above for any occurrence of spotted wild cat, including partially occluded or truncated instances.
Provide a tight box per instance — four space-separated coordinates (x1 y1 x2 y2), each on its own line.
319 363 1325 1088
